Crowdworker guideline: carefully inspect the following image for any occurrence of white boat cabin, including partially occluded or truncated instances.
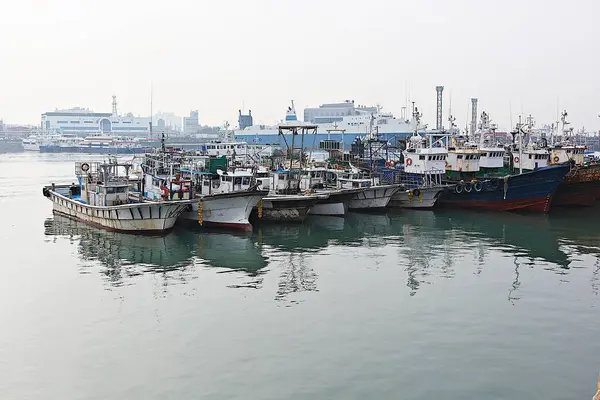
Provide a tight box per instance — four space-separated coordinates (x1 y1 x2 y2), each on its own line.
300 167 327 190
189 169 257 196
332 170 379 189
549 145 586 165
403 147 447 175
514 149 549 171
446 148 481 173
479 147 505 169
76 161 132 206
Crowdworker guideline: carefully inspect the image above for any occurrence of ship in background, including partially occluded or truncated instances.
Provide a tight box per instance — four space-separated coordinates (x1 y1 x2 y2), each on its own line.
233 100 418 148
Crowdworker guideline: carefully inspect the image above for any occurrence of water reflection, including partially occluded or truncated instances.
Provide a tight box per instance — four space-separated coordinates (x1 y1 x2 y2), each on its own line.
44 204 600 300
44 215 268 288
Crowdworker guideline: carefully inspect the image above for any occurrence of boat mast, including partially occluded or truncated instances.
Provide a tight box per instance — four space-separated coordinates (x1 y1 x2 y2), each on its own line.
519 115 529 174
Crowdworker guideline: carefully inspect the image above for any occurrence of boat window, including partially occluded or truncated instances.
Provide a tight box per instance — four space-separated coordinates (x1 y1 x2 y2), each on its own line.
529 154 533 159
204 181 210 186
279 174 286 180
482 152 487 157
226 176 232 182
242 177 250 185
234 177 242 185
457 155 463 159
419 155 425 160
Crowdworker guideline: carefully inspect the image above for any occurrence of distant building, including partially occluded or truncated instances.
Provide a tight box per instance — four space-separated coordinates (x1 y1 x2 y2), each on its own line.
238 110 253 130
183 110 199 135
154 111 182 132
41 97 151 136
303 100 377 124
157 118 166 130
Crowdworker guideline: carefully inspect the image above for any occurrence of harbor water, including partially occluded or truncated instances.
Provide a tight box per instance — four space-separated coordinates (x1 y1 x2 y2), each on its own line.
1 152 599 399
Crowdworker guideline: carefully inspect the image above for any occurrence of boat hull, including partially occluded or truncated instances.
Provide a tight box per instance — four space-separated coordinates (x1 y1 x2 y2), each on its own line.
308 189 356 216
552 164 600 207
439 164 570 213
180 191 266 230
309 202 346 216
252 195 320 222
390 186 445 209
348 185 400 210
46 189 189 233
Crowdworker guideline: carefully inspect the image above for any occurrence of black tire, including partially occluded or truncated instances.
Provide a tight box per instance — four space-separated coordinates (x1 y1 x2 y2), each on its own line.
412 188 421 197
474 181 483 192
464 182 472 193
455 184 464 194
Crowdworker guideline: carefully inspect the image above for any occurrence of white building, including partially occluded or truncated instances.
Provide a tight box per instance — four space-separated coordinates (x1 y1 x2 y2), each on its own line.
41 100 151 136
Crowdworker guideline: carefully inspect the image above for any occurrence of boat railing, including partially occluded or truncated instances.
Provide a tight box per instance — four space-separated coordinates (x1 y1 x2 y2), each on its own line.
376 168 445 188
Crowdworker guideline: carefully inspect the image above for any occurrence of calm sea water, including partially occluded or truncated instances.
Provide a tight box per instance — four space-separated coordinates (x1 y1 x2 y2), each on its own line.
1 152 599 399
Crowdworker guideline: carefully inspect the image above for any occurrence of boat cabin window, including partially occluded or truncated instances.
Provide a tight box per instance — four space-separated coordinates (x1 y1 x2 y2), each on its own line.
242 177 250 185
204 181 210 186
226 176 232 182
457 155 463 159
419 155 425 160
234 177 242 185
279 174 286 180
105 186 127 194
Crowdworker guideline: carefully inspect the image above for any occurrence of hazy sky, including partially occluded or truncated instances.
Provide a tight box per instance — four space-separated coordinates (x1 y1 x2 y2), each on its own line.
1 0 598 131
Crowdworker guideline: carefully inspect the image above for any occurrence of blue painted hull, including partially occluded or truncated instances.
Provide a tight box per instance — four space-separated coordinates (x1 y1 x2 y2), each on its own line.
40 145 150 154
438 164 570 213
233 132 413 148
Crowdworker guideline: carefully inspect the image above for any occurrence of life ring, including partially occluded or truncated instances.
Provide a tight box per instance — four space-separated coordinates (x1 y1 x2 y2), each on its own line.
81 163 90 172
412 188 421 197
464 182 473 193
455 184 464 194
406 158 413 166
385 161 391 167
389 160 396 167
514 156 520 163
553 156 560 163
474 181 483 192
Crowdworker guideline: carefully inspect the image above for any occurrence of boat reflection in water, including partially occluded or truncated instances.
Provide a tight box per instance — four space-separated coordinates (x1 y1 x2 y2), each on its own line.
44 215 268 288
44 204 600 300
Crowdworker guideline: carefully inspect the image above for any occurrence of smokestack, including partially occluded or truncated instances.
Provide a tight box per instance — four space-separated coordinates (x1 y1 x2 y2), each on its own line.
471 98 478 136
435 86 444 130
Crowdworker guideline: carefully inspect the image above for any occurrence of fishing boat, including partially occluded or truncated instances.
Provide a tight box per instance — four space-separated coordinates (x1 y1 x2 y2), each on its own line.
299 165 357 216
328 167 401 209
141 148 267 230
546 111 600 207
383 110 452 209
439 117 570 213
42 159 189 233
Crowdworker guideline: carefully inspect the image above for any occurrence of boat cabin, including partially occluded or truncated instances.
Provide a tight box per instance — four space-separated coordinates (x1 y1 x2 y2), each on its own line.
514 149 550 171
549 145 586 165
76 160 133 206
479 147 505 169
300 167 327 190
403 147 447 175
446 147 481 174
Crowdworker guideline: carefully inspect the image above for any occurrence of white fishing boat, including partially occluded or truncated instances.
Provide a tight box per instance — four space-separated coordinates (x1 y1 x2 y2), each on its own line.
388 128 451 209
328 167 400 210
142 149 267 230
42 160 189 233
299 166 357 216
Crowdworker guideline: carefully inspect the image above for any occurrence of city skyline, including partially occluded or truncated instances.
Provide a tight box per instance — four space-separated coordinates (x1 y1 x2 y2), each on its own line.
1 0 598 132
